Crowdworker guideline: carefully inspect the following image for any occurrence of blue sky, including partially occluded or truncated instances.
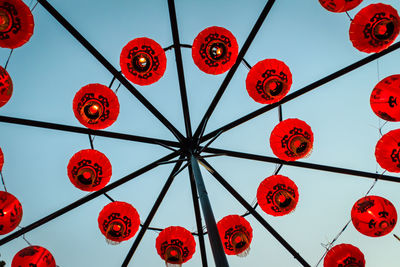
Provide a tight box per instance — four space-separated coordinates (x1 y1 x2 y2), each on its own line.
1 0 400 266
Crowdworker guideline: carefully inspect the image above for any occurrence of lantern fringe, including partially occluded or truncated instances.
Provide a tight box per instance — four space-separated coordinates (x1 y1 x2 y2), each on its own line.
165 263 181 267
106 238 120 245
236 246 250 258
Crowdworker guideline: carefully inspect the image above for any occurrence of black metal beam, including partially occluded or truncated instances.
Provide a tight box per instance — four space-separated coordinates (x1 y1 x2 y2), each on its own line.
121 157 185 267
188 164 208 267
193 0 276 140
0 115 180 149
190 155 229 267
0 151 180 246
198 159 311 267
36 0 186 143
167 0 193 138
201 40 400 143
204 147 400 183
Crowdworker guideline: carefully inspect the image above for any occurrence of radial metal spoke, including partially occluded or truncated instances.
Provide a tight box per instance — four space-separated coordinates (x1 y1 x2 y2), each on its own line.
0 115 180 149
193 0 276 140
199 158 311 267
201 40 400 143
0 151 180 246
204 147 400 182
36 0 186 143
121 156 185 267
167 0 193 138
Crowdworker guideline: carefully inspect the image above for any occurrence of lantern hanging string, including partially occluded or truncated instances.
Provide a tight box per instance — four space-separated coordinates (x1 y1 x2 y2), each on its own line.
30 1 38 11
17 226 32 246
314 171 382 267
242 58 252 70
4 49 13 70
345 11 353 21
0 172 7 192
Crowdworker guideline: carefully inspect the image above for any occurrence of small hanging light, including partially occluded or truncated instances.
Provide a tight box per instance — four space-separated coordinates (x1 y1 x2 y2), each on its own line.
270 118 314 161
67 149 112 192
351 195 397 237
349 3 400 53
370 74 400 121
192 26 238 75
97 201 140 244
257 174 299 216
323 243 365 267
11 246 56 267
0 191 22 235
375 129 400 173
73 83 119 130
0 65 12 108
0 147 3 172
0 0 34 48
217 215 253 257
155 226 196 266
120 37 167 86
319 0 363 13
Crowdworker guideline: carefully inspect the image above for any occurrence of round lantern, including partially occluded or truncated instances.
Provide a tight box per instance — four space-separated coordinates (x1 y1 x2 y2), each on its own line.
192 26 238 75
73 83 119 130
0 191 22 235
351 195 397 237
98 201 140 244
0 65 12 108
11 246 56 267
67 149 112 192
370 75 400 121
0 0 34 49
246 59 292 104
375 129 400 172
0 147 3 172
349 3 400 53
324 243 365 267
156 226 196 266
120 37 167 86
319 0 362 13
217 215 253 256
257 175 299 216
270 118 314 161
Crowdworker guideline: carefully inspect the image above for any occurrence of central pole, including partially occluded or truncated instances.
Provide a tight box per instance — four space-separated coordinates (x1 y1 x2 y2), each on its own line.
189 154 229 267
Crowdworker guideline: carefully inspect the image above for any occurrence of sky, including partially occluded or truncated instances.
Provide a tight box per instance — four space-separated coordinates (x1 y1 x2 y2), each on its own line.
1 0 400 266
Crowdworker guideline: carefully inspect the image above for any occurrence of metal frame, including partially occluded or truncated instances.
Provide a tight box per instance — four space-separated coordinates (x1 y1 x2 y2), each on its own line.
1 0 400 266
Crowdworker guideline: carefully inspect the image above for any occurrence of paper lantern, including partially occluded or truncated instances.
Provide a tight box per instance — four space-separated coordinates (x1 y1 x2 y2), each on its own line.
349 3 400 53
370 75 400 121
324 243 365 267
375 129 400 172
217 215 253 256
270 118 314 161
0 65 12 108
246 58 292 104
11 246 56 267
156 226 196 266
351 195 397 237
0 147 3 172
0 191 22 235
98 201 140 244
120 37 166 86
319 0 362 13
73 83 119 130
257 175 299 216
192 26 238 75
67 149 112 192
0 0 34 48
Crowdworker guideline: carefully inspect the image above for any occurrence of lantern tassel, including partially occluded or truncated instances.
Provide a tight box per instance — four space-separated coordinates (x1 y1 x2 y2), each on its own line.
236 246 251 258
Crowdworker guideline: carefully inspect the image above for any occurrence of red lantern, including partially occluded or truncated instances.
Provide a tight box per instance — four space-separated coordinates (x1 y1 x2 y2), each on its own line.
73 83 119 130
0 0 34 49
11 246 56 267
120 37 167 86
370 75 400 121
0 191 22 235
319 0 362 13
375 129 400 172
67 149 112 192
217 215 253 256
246 59 292 104
351 195 397 237
270 118 314 161
0 65 12 108
324 243 365 267
97 201 140 244
349 3 400 53
0 147 3 172
257 175 299 216
192 26 238 75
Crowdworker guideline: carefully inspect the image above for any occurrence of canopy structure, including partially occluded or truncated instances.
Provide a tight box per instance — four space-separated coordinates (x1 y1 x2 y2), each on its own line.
0 0 400 266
